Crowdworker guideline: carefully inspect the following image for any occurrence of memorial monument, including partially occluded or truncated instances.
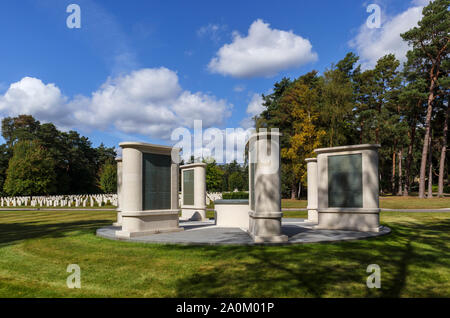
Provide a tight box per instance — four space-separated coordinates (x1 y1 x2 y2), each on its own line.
115 142 183 238
312 144 381 232
180 162 207 221
247 130 288 243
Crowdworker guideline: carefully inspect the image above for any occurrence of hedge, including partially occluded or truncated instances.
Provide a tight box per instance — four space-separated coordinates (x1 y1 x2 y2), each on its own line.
222 192 249 200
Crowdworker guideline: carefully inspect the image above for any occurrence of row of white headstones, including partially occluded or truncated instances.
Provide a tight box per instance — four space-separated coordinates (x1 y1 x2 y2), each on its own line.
0 192 228 208
0 194 118 208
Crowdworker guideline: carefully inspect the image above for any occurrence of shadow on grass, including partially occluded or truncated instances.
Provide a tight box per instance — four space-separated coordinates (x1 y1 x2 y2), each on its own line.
0 219 112 248
172 218 450 298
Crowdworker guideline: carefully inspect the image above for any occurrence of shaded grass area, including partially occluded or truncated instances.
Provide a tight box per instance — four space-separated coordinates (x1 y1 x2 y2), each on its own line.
0 210 449 297
281 197 450 209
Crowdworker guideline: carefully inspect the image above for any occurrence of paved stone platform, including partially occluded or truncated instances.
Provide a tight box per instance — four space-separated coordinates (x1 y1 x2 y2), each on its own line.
96 218 391 245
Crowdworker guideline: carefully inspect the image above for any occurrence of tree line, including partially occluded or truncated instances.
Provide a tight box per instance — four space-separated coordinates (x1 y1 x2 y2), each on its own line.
256 0 449 199
0 115 117 196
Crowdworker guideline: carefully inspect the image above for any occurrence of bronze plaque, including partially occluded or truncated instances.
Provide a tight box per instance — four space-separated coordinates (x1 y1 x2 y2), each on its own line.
143 153 171 210
328 154 362 208
183 169 195 205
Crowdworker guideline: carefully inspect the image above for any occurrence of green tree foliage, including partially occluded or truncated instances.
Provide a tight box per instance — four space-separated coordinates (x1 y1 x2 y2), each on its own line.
321 65 354 147
3 140 57 196
0 115 117 195
0 144 10 196
228 171 245 191
99 161 117 194
204 159 224 192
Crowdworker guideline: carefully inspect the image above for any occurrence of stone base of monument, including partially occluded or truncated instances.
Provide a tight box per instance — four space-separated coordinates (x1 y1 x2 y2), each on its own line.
180 207 207 221
113 211 123 227
307 209 318 223
247 211 288 243
314 208 381 232
115 210 183 238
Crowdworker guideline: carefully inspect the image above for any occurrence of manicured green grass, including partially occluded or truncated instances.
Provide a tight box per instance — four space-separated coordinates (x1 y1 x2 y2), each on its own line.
281 197 450 210
379 197 450 209
0 210 449 297
281 199 308 209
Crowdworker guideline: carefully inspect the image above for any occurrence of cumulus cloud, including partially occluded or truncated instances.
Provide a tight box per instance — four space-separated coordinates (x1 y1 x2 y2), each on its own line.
241 93 265 129
208 19 318 78
0 77 71 127
0 68 232 140
349 3 424 69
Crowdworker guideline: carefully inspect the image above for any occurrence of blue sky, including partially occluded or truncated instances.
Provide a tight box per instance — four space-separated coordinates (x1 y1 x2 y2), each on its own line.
0 0 428 154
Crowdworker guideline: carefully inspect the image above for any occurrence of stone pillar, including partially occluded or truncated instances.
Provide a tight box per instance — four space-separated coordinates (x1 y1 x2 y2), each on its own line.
305 158 318 223
113 157 123 226
315 144 380 232
180 163 207 221
121 146 142 213
248 131 287 243
115 142 183 238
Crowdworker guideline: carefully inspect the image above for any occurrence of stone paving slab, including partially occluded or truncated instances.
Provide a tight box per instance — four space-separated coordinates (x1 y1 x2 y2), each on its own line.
96 218 391 246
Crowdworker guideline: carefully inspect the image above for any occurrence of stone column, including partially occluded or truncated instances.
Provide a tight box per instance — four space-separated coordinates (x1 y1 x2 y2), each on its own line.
305 158 318 223
113 157 123 226
121 146 143 213
248 131 288 243
180 163 207 221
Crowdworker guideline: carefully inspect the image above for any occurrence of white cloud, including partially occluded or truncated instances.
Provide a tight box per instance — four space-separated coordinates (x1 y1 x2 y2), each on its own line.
0 77 71 126
208 19 318 78
241 93 265 129
0 68 232 140
246 93 265 117
411 0 431 5
349 4 424 69
197 23 227 43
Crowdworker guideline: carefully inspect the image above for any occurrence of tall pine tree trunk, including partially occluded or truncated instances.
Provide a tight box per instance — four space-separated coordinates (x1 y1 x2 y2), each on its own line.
404 123 417 196
397 148 403 196
419 76 436 198
391 149 396 194
291 183 298 200
438 105 448 197
427 132 433 198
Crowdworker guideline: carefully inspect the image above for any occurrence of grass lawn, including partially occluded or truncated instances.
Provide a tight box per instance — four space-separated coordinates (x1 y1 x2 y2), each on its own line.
0 210 449 297
281 197 450 210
